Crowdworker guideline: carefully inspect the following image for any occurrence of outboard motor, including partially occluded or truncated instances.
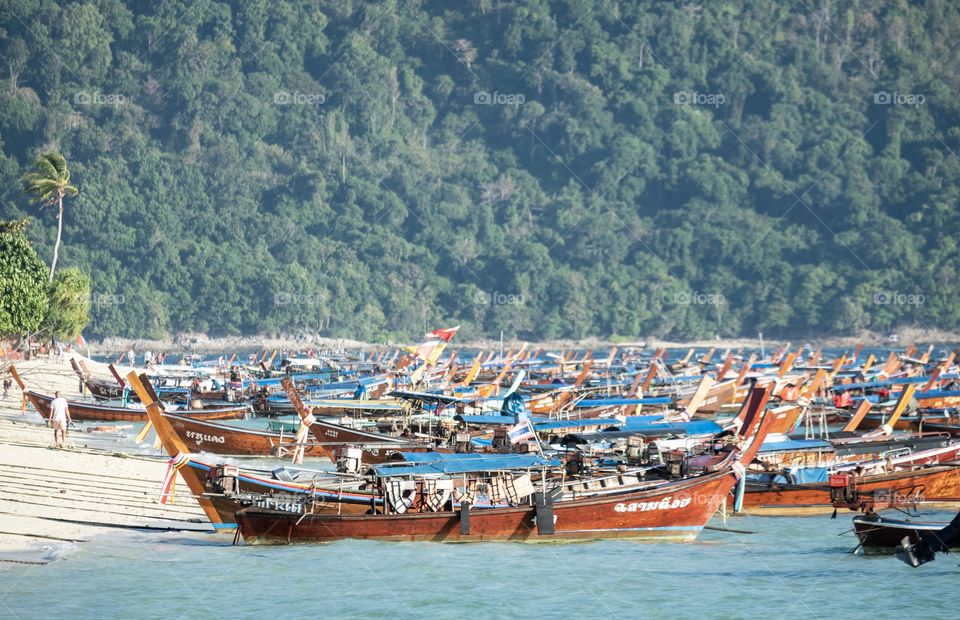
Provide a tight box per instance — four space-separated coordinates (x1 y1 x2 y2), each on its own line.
336 446 364 474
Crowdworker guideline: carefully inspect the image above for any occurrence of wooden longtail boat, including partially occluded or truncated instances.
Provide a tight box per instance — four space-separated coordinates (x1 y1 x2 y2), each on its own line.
852 510 960 554
126 372 373 527
70 358 123 399
283 378 439 464
12 367 246 422
743 465 960 513
235 468 736 544
162 411 426 460
162 412 327 458
233 385 778 544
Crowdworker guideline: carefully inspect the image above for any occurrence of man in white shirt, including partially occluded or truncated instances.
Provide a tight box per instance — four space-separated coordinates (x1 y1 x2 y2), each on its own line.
50 391 71 448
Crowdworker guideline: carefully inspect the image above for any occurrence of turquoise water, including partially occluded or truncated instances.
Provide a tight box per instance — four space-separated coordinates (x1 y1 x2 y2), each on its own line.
2 510 956 619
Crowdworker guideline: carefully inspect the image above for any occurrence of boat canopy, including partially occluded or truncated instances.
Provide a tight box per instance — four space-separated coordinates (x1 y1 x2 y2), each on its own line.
573 397 672 407
374 452 559 477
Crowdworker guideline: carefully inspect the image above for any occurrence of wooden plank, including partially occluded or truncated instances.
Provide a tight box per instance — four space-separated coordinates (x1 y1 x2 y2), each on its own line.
842 400 873 432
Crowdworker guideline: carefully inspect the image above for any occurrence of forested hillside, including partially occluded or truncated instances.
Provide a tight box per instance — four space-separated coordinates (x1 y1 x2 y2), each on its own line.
1 0 959 341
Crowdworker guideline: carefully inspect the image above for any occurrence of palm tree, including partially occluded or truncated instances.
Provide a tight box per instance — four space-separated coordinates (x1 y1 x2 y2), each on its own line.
21 151 78 282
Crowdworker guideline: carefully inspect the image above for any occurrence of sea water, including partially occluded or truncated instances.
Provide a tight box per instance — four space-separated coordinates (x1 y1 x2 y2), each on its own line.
2 510 956 619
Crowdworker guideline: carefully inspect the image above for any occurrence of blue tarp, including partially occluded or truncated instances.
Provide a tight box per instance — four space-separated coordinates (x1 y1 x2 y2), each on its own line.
918 390 960 399
747 467 830 485
375 452 559 476
501 391 526 421
759 439 832 452
574 397 673 407
833 376 931 391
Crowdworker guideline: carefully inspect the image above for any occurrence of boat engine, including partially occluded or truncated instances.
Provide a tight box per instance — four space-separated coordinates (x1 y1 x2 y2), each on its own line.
208 464 239 496
666 450 687 479
828 472 859 510
625 436 644 461
565 451 584 477
336 446 363 474
454 432 472 453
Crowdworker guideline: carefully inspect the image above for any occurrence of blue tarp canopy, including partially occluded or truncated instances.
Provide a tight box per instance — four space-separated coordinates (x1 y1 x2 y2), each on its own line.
747 467 830 485
833 376 931 391
456 414 551 425
375 452 559 476
759 439 832 452
573 397 673 407
622 419 723 435
918 389 960 399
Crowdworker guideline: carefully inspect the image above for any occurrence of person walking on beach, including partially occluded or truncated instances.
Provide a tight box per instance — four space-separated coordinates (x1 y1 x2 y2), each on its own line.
50 391 72 448
127 346 136 366
2 376 11 399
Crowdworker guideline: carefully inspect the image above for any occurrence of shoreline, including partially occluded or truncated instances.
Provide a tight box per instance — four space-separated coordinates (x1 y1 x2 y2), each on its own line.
79 326 960 355
0 356 212 564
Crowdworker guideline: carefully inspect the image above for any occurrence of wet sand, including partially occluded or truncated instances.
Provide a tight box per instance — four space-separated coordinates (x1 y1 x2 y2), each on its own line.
0 356 210 565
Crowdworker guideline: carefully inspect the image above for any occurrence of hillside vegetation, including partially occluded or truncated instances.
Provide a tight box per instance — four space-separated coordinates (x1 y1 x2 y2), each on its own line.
1 0 958 341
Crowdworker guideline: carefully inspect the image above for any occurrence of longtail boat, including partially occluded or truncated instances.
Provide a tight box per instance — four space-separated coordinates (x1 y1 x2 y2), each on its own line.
232 385 778 544
126 372 373 526
743 465 960 513
283 377 440 464
852 510 960 555
70 358 123 399
11 367 246 422
162 412 327 458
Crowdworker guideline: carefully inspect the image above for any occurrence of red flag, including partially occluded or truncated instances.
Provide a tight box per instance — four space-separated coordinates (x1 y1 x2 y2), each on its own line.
77 334 87 347
427 325 460 343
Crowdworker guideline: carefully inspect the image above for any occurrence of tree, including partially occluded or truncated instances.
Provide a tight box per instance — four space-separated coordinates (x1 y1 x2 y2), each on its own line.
21 151 78 282
0 219 49 338
41 267 91 341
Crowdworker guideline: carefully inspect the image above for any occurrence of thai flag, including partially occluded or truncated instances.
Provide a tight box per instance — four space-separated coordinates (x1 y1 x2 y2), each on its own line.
508 419 535 444
427 326 460 342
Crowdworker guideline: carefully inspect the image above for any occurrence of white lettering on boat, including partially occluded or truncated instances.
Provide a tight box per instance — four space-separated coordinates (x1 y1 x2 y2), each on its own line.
185 430 226 444
613 496 692 513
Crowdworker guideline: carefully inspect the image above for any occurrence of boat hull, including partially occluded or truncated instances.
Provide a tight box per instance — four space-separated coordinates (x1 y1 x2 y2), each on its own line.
236 470 736 544
744 466 960 513
25 390 247 422
852 514 958 554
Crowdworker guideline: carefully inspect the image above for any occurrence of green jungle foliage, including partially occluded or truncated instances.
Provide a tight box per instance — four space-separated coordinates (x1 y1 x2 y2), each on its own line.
1 1 958 341
0 219 49 336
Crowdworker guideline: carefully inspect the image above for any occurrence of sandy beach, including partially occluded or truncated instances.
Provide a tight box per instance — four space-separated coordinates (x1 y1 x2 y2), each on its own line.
0 355 211 566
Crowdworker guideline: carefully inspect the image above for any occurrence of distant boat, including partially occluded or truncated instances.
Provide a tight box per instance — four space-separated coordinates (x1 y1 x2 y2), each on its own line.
853 510 960 555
